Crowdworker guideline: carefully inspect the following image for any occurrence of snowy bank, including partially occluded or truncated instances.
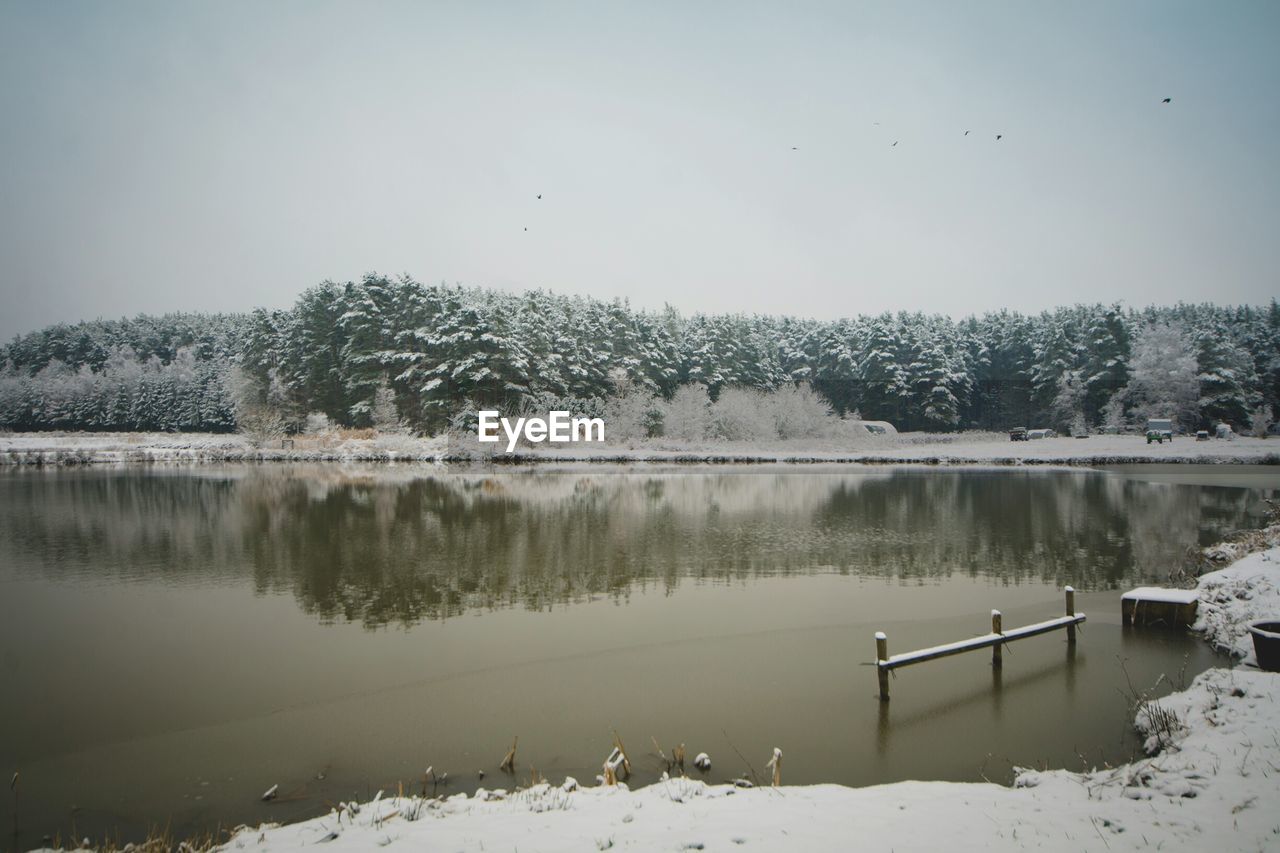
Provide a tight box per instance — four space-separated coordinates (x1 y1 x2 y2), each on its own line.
0 432 449 465
1195 545 1280 665
2 431 1277 466
212 669 1278 853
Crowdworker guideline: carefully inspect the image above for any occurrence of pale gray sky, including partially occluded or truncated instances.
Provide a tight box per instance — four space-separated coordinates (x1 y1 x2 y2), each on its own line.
1 0 1277 340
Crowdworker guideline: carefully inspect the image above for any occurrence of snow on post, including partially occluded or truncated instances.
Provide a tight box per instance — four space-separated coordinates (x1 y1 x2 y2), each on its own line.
991 610 1003 669
875 632 890 701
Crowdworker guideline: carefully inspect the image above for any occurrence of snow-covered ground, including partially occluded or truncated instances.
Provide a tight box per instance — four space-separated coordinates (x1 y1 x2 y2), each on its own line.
518 433 1279 465
0 431 450 464
2 430 1277 466
1196 546 1280 665
206 548 1280 853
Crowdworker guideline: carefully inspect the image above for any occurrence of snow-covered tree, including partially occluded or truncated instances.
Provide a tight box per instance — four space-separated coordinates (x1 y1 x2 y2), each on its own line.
853 315 909 424
1052 369 1088 435
661 384 712 441
2 281 1275 439
1081 304 1131 423
1194 321 1257 428
370 380 404 433
1250 405 1273 438
1121 322 1199 428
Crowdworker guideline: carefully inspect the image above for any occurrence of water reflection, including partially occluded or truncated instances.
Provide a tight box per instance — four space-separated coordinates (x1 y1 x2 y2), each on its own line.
876 651 1081 757
0 466 1273 628
0 466 1270 847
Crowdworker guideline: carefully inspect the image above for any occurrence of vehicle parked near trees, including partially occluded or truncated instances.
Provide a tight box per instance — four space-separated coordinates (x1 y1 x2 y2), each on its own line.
1146 418 1174 444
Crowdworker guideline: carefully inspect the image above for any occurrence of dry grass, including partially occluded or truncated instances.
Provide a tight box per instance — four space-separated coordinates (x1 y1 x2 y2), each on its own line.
500 736 518 773
766 748 782 787
611 731 632 777
39 825 230 852
1194 499 1280 577
1120 658 1187 755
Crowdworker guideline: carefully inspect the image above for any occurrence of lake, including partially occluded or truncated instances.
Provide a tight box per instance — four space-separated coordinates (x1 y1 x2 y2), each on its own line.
1 464 1276 847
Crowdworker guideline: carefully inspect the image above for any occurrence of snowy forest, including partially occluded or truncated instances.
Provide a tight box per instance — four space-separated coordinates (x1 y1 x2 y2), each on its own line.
1 274 1277 437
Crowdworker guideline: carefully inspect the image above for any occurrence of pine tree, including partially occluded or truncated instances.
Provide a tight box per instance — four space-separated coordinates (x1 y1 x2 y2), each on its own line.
853 315 909 423
1080 304 1131 425
339 274 401 425
1195 320 1258 428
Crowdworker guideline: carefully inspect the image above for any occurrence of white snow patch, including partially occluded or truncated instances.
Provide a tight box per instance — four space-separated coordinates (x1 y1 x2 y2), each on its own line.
1122 586 1201 605
1194 545 1280 665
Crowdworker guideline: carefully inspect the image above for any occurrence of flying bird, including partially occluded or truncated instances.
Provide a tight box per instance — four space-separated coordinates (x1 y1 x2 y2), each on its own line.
536 194 542 199
964 130 970 136
891 140 898 147
995 134 1003 141
1162 97 1172 103
791 147 798 150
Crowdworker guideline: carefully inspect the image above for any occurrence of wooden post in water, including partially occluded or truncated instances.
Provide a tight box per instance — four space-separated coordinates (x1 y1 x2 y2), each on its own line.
1065 586 1076 644
876 632 889 701
991 610 1003 669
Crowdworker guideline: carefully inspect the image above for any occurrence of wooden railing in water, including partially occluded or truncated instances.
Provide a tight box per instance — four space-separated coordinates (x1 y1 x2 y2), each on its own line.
875 587 1084 701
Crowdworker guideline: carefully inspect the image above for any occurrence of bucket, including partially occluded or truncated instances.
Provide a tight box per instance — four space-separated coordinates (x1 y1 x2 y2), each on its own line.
1247 621 1280 672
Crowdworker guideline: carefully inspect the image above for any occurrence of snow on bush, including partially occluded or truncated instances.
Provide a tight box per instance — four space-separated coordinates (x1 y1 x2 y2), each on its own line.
603 391 663 442
304 412 333 434
767 383 835 439
661 384 712 441
707 388 778 442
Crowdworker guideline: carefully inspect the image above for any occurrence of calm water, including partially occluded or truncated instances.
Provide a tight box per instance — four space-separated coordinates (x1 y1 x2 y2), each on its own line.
0 464 1276 848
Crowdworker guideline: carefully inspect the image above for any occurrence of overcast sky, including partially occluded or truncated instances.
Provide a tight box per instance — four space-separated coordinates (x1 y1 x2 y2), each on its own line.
1 1 1277 341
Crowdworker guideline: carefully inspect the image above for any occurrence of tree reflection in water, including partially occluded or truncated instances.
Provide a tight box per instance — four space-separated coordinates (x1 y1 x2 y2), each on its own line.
0 466 1272 628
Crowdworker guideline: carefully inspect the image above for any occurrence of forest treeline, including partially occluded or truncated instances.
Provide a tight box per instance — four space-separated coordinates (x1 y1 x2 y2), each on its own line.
1 274 1277 434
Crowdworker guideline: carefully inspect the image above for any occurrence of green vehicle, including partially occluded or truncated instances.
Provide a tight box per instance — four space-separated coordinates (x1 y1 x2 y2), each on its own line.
1146 418 1174 444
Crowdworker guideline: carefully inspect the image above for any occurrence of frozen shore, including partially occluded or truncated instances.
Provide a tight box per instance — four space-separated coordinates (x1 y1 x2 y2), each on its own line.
2 430 1277 466
208 548 1280 852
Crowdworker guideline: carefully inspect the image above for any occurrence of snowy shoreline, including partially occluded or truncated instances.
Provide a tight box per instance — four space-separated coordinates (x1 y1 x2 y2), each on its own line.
205 548 1280 852
2 431 1278 467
